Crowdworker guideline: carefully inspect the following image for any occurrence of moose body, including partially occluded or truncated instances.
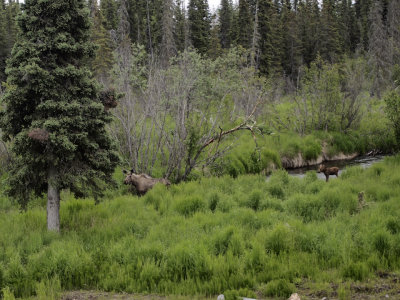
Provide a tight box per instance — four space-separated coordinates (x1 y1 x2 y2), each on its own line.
318 164 339 182
123 170 171 195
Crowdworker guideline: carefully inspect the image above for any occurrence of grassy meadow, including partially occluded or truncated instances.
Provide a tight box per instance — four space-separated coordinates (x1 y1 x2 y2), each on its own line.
1 155 400 299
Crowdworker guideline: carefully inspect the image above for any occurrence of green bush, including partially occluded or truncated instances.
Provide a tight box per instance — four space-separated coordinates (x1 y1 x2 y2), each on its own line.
261 279 296 298
174 195 206 217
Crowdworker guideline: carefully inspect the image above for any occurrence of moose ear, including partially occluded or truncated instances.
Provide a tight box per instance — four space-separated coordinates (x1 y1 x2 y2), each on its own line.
123 169 128 174
130 169 134 173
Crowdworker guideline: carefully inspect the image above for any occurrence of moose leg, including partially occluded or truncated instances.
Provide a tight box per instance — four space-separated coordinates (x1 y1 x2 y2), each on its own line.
325 174 329 182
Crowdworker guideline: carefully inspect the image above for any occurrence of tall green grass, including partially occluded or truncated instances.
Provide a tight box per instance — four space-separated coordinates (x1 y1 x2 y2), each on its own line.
0 156 400 298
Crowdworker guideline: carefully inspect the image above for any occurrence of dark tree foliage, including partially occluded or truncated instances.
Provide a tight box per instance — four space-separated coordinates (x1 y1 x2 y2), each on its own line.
238 0 253 49
0 1 19 82
298 0 320 66
174 0 187 52
257 0 283 75
100 0 119 30
0 0 119 231
219 0 234 49
188 0 211 55
355 0 372 51
319 0 342 63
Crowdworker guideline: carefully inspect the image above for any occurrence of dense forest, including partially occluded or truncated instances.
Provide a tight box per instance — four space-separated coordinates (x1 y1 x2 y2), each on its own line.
1 0 400 81
1 0 400 184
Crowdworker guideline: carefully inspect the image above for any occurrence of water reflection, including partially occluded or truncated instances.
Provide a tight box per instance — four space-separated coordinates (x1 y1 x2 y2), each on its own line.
287 155 386 180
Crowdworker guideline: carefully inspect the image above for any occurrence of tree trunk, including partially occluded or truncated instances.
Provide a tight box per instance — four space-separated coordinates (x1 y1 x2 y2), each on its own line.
47 167 60 232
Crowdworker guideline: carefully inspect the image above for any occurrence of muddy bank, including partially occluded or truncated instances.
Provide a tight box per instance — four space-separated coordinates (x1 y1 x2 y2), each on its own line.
281 151 359 169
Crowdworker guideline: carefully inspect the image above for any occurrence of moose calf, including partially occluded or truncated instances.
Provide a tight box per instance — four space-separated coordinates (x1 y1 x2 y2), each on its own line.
123 169 171 195
318 164 339 182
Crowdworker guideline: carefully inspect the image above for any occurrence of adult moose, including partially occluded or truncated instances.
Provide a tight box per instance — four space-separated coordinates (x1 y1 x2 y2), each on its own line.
123 170 171 195
318 164 339 182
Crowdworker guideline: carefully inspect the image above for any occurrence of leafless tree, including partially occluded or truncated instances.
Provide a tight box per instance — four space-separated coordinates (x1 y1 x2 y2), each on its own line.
110 48 266 181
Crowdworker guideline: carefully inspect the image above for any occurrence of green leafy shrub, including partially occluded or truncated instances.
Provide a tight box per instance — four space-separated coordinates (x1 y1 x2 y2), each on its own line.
261 279 296 298
174 195 206 217
265 224 292 255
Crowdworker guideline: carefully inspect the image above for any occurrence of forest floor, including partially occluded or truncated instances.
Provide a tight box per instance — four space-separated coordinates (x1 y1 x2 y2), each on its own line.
61 272 400 300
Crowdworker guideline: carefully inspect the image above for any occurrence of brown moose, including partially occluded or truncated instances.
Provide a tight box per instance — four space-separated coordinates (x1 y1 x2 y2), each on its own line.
123 169 171 195
318 164 339 182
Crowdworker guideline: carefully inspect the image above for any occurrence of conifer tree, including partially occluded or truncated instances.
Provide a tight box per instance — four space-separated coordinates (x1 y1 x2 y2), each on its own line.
219 0 234 49
368 0 390 97
188 0 211 55
100 0 118 31
174 0 188 52
355 0 372 51
281 0 302 78
257 0 282 75
0 3 7 81
298 0 320 66
0 0 119 231
91 2 115 85
388 0 400 66
319 0 342 63
160 0 177 65
0 1 19 82
238 0 252 48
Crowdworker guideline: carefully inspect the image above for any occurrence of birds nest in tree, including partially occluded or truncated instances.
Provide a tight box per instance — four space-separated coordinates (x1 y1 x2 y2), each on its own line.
100 89 118 110
28 128 49 143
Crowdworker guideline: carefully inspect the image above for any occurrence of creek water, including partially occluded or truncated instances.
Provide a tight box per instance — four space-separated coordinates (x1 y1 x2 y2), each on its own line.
286 155 386 180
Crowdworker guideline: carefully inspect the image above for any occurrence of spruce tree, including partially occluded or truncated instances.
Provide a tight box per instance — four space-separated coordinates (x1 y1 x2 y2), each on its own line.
0 3 7 81
0 0 119 231
91 2 114 85
238 0 252 49
257 0 282 75
100 0 118 31
188 0 211 55
160 0 177 65
298 0 320 66
368 0 390 97
319 0 342 63
219 0 234 49
174 0 188 52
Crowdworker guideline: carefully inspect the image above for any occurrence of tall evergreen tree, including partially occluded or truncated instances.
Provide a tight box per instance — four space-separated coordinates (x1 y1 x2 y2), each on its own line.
188 0 211 55
174 0 188 52
338 0 359 54
160 0 176 65
100 0 118 31
0 3 7 81
280 0 302 78
0 0 119 231
368 0 390 97
0 1 19 82
237 0 252 48
355 0 372 51
257 0 282 75
219 0 234 49
319 0 342 63
388 0 400 66
91 1 115 85
298 0 320 66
